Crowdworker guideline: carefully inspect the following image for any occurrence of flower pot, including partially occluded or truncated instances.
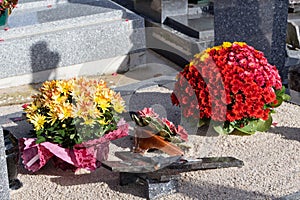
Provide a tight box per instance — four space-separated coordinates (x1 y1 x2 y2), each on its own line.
0 9 8 28
19 121 129 172
52 139 110 171
20 137 110 172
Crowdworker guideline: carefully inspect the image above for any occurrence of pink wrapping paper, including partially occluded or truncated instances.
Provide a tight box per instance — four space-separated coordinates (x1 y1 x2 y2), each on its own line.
19 120 129 172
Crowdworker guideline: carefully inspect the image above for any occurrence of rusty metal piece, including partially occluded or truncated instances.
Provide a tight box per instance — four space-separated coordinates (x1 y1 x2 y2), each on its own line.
134 127 184 156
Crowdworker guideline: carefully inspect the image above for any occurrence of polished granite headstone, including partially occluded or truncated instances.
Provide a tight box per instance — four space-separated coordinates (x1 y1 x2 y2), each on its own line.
134 0 188 23
0 127 10 200
214 0 289 77
165 13 214 39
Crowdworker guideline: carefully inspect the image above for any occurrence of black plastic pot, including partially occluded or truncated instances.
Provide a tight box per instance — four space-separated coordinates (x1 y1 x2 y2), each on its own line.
4 129 22 190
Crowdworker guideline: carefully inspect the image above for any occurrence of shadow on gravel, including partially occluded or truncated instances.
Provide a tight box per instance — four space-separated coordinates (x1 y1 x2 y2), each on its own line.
48 167 145 198
268 126 300 142
17 156 144 199
178 180 275 200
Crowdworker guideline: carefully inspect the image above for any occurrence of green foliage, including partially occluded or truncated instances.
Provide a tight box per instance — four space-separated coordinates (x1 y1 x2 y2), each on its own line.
271 86 291 107
210 86 290 135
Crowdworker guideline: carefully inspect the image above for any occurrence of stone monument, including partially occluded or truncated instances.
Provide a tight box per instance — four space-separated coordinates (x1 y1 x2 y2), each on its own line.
0 126 10 200
0 0 145 88
214 0 289 79
134 0 188 23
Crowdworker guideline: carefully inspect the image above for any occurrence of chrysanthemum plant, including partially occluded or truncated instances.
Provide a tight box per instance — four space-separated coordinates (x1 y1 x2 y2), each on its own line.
23 77 126 148
130 108 188 143
0 0 18 16
171 42 290 135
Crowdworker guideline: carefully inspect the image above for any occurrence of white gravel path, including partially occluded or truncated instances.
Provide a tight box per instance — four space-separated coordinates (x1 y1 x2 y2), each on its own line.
1 100 297 200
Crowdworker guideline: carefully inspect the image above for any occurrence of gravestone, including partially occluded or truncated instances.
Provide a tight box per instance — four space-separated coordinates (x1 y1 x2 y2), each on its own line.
134 0 188 23
0 0 145 88
214 0 289 78
0 127 10 200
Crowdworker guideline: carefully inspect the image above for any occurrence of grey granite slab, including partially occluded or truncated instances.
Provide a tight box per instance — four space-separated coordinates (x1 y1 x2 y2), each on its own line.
214 0 289 78
0 127 10 200
10 2 125 28
17 0 69 11
0 0 145 80
165 14 214 39
145 19 214 67
134 0 188 23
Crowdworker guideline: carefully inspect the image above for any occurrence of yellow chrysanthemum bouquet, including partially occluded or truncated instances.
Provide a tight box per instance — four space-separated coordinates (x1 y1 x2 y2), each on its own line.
24 77 126 148
21 77 129 171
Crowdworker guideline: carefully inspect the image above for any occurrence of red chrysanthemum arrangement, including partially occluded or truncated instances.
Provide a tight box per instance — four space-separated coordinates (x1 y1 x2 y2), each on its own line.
171 42 290 134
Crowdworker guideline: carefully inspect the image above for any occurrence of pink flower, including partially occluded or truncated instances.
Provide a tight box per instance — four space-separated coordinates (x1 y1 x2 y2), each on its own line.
138 107 159 118
135 108 189 142
175 125 188 141
22 103 29 109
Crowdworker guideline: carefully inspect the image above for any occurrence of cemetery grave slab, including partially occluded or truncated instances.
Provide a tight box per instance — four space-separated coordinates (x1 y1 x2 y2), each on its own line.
102 151 244 200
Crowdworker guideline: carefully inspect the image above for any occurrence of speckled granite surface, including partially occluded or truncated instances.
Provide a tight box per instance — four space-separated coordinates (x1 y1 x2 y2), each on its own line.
214 0 289 77
0 0 145 80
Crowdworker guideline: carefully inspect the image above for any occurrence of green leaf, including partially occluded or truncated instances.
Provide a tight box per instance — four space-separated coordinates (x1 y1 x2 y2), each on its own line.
271 96 283 107
213 124 234 135
36 136 46 144
282 94 291 101
235 120 257 134
57 129 65 137
169 136 182 143
70 134 75 139
276 86 285 96
53 136 63 144
256 115 272 132
273 86 291 106
36 129 44 137
224 123 235 133
213 125 227 135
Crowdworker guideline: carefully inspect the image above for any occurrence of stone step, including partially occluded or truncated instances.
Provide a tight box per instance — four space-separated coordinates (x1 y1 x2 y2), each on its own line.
112 0 214 66
0 0 145 88
165 14 214 39
5 3 125 37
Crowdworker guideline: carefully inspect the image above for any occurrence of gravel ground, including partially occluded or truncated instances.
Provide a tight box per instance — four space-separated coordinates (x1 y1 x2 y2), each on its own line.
1 86 299 200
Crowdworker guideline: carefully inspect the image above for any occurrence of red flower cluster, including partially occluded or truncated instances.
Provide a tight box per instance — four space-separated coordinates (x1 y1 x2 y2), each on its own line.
171 42 282 122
